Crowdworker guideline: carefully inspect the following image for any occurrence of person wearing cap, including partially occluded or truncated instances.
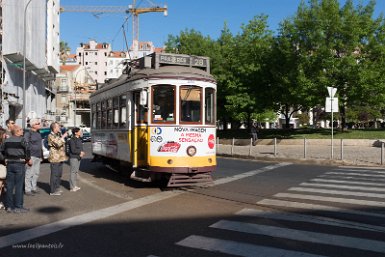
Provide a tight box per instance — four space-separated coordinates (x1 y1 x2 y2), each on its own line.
24 118 43 195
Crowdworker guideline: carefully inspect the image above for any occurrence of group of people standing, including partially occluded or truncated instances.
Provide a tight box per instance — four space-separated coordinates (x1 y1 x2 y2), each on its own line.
0 119 85 213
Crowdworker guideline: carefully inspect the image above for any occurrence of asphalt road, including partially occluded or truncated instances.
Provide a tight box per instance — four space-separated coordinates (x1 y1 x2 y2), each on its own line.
1 144 385 257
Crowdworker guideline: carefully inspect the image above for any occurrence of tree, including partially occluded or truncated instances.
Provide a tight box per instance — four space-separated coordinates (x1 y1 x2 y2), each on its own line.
285 0 385 130
60 41 71 65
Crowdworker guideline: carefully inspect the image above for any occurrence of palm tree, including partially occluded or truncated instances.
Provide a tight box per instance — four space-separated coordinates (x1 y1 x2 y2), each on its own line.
60 41 71 65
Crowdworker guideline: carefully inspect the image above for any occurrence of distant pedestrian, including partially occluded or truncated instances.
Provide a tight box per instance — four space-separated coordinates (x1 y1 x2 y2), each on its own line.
251 122 258 146
48 122 68 196
1 125 32 213
24 118 43 196
68 127 84 192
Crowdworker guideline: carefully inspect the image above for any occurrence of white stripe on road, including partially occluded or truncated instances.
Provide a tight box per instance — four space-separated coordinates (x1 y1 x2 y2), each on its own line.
275 192 385 208
0 190 183 249
325 172 385 178
319 174 385 182
335 168 385 174
257 199 385 219
300 182 385 192
0 163 288 249
176 235 326 257
236 208 385 233
210 220 385 253
289 187 385 199
213 162 291 185
310 178 385 187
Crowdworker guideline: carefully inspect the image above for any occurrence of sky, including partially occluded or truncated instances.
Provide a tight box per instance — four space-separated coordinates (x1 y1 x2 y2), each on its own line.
60 0 385 53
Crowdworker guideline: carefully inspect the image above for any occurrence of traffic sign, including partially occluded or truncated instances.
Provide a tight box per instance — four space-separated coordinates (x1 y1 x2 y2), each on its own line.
325 97 338 112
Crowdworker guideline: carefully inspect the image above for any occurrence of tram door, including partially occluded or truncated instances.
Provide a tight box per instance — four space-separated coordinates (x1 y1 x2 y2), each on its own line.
132 91 148 167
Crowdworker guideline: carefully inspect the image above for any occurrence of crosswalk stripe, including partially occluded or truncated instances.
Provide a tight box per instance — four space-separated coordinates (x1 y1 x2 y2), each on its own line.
258 199 385 218
335 168 385 174
275 192 385 207
310 178 385 186
236 208 385 233
289 187 385 198
325 172 385 178
210 220 385 253
176 235 326 257
299 182 385 192
319 174 385 182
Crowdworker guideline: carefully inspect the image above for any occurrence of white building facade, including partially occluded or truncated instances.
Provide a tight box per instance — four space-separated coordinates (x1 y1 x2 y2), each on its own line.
76 40 111 84
1 0 60 127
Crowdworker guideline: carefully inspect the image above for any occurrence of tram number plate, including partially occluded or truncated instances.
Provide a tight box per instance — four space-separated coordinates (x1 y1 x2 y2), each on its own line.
159 54 207 68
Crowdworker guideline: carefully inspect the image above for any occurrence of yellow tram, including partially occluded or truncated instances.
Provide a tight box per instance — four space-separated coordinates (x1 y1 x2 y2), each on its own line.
89 53 217 186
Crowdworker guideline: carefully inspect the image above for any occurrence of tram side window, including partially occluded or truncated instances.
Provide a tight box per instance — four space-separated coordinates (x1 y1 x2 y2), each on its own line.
96 103 101 129
152 85 175 123
205 88 216 125
135 92 147 124
101 101 107 129
113 97 119 128
91 104 96 129
107 99 113 128
180 86 202 123
120 95 127 127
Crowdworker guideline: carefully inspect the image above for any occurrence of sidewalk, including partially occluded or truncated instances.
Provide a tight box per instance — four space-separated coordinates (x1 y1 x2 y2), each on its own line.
217 139 385 167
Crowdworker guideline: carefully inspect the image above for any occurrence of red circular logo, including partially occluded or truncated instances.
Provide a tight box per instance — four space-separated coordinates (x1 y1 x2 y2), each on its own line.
208 134 215 149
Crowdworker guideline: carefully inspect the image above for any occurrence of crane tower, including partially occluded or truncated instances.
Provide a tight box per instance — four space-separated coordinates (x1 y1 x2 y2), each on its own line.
60 0 167 55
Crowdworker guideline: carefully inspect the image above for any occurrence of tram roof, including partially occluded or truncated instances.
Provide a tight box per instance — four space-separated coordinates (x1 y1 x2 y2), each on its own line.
92 54 216 97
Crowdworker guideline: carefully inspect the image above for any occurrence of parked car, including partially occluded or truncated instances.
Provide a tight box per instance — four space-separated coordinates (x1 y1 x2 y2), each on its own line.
82 130 91 142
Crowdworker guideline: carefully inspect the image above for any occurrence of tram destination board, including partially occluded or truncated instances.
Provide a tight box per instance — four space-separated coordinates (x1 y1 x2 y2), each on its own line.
156 53 209 70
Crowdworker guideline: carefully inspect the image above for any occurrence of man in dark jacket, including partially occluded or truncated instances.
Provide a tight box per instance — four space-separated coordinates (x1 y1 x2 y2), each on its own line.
1 125 32 213
24 118 43 195
68 127 84 192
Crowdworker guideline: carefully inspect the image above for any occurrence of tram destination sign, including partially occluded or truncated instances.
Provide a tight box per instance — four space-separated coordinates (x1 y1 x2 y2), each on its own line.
158 54 208 69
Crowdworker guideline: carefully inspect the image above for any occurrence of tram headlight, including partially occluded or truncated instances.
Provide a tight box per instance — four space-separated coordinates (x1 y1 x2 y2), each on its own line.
186 146 197 157
167 159 173 165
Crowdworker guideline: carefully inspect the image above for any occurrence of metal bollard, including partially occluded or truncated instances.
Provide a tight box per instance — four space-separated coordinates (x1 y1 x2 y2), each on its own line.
274 138 277 157
231 138 235 156
340 139 344 161
249 138 252 156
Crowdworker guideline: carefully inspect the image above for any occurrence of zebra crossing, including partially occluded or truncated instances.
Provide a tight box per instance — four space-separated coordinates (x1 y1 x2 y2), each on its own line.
175 166 385 257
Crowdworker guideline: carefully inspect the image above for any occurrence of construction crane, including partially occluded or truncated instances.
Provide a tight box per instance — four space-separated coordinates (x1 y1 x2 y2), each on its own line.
60 0 167 54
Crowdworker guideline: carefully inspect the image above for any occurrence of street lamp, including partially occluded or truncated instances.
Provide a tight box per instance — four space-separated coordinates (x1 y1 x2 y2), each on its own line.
22 0 33 129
